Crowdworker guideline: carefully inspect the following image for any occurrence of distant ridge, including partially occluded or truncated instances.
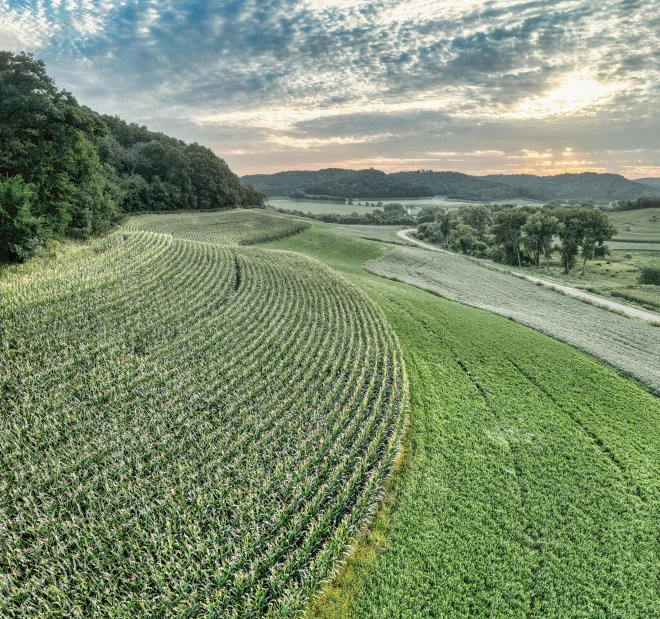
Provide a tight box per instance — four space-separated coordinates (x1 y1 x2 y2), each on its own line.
485 172 658 202
636 177 660 188
241 169 660 202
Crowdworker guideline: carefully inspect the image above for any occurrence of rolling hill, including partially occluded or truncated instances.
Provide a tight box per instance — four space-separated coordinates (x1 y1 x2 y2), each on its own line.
485 172 660 202
242 169 659 202
636 177 660 188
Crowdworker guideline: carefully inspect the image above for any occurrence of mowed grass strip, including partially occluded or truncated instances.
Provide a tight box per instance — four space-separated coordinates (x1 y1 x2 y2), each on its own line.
0 230 406 617
127 209 310 246
364 245 660 393
263 224 660 618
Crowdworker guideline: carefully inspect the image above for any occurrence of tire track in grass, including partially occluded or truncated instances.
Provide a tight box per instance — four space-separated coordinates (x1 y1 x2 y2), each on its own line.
509 359 646 505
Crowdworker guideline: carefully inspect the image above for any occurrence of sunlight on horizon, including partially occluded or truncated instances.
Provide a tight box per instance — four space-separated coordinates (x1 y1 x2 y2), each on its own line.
515 71 627 119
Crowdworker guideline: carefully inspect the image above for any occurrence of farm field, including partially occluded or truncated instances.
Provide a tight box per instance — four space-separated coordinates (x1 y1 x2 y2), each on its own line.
363 244 660 393
263 224 660 618
4 211 660 618
269 195 543 215
0 222 406 616
127 209 310 245
610 208 660 242
322 224 660 313
331 225 407 245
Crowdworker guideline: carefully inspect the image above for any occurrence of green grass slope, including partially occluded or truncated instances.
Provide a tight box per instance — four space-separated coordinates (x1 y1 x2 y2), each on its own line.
263 224 660 618
610 208 660 242
0 227 405 617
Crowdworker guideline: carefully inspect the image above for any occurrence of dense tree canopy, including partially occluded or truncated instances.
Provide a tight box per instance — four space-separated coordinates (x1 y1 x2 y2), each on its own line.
415 202 617 274
244 168 659 203
0 51 263 261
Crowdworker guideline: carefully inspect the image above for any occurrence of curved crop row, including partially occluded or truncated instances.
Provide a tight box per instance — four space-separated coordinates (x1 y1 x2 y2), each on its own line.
0 230 406 617
127 210 311 246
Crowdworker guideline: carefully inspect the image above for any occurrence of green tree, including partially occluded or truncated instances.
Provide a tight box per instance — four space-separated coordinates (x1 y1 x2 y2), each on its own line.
554 207 583 273
448 223 479 253
0 51 119 239
491 208 529 267
0 175 42 261
435 210 455 243
458 204 492 238
577 209 618 275
522 210 562 272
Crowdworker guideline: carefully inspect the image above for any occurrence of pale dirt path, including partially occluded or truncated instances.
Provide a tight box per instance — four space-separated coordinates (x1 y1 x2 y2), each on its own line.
397 229 660 324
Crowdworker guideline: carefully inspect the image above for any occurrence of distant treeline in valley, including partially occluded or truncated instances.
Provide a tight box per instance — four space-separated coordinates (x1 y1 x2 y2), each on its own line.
0 51 264 261
242 168 660 203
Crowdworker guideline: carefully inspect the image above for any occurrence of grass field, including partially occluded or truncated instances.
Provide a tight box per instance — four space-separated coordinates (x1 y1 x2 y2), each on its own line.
0 217 406 616
127 209 310 245
610 208 660 242
330 225 407 245
263 224 660 618
363 245 660 393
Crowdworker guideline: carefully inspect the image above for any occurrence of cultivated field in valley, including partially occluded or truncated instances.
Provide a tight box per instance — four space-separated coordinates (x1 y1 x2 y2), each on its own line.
330 225 407 245
263 224 660 618
127 209 310 245
610 208 660 242
0 226 406 617
364 245 660 393
268 196 543 215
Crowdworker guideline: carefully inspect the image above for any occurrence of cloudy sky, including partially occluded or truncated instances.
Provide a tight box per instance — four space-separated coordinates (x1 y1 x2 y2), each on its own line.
1 0 659 177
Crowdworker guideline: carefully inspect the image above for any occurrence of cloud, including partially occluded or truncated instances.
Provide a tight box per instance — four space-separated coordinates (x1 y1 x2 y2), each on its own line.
1 0 658 176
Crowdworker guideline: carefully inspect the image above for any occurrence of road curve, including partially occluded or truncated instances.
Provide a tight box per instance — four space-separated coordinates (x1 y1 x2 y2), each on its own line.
397 229 660 324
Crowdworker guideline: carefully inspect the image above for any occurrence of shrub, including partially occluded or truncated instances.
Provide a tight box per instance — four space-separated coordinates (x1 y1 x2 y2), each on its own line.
0 175 42 261
639 266 660 286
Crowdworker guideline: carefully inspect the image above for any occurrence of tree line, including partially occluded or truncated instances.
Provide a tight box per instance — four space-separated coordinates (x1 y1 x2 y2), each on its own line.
415 203 618 275
614 197 660 211
0 52 264 261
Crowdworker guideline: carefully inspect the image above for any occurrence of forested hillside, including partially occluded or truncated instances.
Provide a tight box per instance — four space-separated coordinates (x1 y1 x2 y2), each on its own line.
239 169 350 196
243 168 659 203
391 170 539 200
485 172 659 202
242 168 433 198
305 168 433 198
636 178 660 188
0 51 263 261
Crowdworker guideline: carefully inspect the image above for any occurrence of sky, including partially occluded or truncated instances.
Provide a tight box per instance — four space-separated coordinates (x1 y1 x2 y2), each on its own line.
1 0 659 178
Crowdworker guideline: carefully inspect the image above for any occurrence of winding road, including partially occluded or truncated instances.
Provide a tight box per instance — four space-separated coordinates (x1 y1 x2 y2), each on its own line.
397 229 660 324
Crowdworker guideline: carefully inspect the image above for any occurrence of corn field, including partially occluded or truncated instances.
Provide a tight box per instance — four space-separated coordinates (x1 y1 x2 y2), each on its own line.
0 229 406 617
127 210 310 246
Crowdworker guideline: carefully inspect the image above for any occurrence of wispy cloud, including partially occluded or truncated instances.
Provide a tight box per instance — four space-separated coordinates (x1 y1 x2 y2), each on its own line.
1 0 658 176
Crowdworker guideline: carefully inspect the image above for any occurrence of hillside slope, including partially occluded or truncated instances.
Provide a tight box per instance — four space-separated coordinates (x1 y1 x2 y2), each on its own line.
262 224 660 619
305 169 433 199
486 172 659 201
636 177 660 188
392 170 537 200
242 168 658 202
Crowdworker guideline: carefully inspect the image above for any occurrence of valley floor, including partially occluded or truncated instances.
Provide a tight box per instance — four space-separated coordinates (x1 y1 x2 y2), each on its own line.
264 223 660 618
